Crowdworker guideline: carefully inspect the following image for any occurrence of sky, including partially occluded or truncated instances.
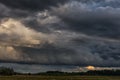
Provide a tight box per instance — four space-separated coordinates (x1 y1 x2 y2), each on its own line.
0 0 120 73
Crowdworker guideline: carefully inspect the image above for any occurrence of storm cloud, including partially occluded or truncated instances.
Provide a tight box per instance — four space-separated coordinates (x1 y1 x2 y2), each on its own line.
0 0 120 72
51 0 120 39
0 0 68 11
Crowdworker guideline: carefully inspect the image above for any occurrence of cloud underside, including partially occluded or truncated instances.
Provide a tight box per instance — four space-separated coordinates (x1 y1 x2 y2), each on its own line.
0 0 120 67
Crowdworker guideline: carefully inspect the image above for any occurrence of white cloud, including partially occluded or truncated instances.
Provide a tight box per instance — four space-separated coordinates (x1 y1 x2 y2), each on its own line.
0 18 51 46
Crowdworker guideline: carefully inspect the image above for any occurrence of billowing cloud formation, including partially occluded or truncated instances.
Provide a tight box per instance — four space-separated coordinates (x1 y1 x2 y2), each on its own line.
0 0 120 72
0 19 44 45
0 18 55 62
52 0 120 39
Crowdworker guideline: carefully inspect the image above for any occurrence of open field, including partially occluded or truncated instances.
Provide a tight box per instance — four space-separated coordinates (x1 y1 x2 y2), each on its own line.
0 76 120 80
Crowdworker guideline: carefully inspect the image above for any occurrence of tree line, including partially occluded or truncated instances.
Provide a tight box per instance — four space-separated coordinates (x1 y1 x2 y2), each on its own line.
0 67 14 75
0 67 120 76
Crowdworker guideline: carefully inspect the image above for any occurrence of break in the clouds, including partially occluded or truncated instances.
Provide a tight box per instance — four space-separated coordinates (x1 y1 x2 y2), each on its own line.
0 0 120 72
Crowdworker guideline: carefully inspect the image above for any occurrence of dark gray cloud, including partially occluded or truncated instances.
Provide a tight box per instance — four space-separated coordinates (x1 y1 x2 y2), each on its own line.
0 3 31 19
14 43 77 65
0 0 120 72
51 0 120 39
0 0 68 11
72 37 120 67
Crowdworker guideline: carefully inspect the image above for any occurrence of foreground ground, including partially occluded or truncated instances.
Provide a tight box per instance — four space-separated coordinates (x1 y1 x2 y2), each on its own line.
0 76 120 80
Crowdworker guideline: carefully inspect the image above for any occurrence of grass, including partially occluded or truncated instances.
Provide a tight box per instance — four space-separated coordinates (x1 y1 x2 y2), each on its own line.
0 75 120 80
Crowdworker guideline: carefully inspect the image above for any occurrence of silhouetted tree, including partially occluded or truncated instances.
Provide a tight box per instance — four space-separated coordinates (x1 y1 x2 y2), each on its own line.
0 67 14 75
